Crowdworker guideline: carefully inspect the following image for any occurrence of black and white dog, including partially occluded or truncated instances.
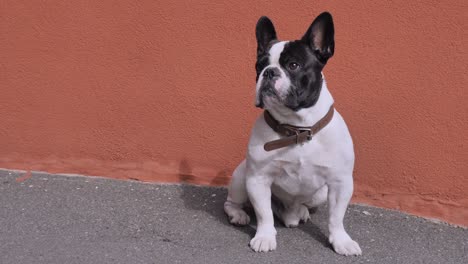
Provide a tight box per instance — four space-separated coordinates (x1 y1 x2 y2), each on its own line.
224 12 362 256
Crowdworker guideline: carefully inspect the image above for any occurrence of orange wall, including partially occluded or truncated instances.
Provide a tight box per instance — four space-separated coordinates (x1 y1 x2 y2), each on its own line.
1 1 466 226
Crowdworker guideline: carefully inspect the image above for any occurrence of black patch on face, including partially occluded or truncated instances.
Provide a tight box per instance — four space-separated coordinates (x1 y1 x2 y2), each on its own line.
279 41 324 111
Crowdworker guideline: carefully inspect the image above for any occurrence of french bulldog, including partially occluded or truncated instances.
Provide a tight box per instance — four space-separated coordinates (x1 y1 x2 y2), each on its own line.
224 12 362 256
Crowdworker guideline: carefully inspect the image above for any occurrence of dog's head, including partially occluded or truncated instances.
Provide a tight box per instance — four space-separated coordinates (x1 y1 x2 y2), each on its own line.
255 12 335 111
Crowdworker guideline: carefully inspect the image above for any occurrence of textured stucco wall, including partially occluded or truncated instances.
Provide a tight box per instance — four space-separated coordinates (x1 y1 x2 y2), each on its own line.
1 0 467 226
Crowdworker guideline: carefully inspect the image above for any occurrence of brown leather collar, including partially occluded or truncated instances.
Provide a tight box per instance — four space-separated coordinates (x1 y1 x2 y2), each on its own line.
263 105 335 151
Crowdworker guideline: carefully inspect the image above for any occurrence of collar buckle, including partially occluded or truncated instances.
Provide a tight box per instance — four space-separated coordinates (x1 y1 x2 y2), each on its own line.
303 129 313 141
263 105 334 151
282 125 313 144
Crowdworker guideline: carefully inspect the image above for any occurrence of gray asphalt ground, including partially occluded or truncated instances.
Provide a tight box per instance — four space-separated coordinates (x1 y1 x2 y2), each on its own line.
0 169 466 264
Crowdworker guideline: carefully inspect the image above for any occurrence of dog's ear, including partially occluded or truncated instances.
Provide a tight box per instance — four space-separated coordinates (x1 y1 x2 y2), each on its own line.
302 12 335 63
256 16 277 57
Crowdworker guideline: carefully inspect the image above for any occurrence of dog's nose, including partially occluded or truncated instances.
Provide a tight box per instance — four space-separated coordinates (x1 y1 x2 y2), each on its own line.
263 68 280 80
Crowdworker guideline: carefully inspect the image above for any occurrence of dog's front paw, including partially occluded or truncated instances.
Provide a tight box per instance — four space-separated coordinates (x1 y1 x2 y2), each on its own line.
329 232 362 256
249 234 277 252
332 238 362 256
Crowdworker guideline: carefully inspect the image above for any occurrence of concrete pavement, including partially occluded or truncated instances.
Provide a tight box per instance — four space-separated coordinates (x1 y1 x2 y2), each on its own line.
0 169 466 264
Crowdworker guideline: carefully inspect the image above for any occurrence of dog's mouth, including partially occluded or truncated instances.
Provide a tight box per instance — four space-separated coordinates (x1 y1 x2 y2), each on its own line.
256 86 279 108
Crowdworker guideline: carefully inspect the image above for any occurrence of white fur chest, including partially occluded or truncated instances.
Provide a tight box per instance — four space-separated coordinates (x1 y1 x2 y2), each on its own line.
245 83 355 199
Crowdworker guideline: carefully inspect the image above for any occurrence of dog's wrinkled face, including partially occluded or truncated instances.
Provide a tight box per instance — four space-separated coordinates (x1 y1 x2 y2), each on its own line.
255 12 335 111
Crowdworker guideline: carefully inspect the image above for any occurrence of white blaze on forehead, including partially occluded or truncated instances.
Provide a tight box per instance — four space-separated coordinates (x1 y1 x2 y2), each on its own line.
255 41 291 106
268 41 288 66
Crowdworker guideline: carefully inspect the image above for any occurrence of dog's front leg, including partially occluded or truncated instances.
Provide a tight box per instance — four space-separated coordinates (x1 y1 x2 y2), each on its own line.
246 175 277 252
327 179 362 256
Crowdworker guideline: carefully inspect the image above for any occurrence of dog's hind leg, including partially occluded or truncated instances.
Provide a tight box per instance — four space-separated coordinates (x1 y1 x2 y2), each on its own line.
224 160 250 226
279 203 311 228
304 184 328 209
271 190 310 228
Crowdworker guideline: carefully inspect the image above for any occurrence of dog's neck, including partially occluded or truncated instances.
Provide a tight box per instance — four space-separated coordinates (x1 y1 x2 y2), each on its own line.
266 76 335 127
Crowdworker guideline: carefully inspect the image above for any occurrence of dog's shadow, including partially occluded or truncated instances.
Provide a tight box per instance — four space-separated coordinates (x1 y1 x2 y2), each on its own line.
178 159 330 248
178 159 256 238
297 207 332 249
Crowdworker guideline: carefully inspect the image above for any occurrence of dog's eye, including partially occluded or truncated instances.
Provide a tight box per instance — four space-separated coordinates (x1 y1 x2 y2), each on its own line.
288 62 300 71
